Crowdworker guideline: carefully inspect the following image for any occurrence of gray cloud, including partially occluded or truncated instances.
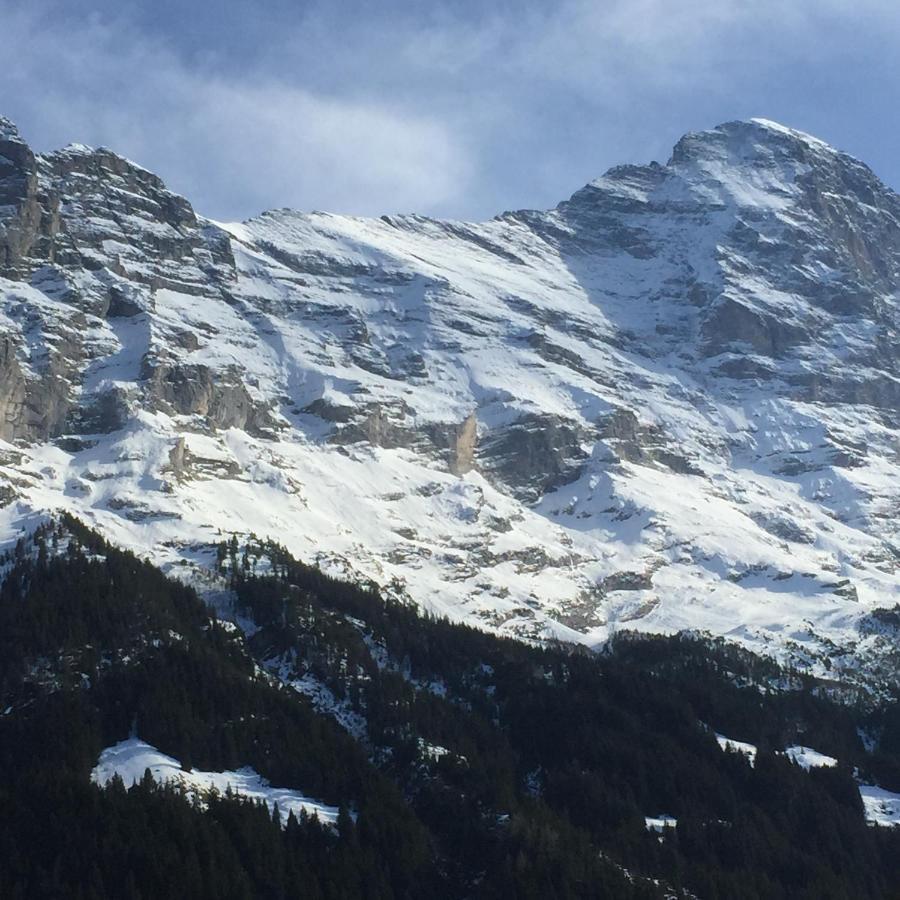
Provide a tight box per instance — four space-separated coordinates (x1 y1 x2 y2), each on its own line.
0 2 473 218
1 0 898 221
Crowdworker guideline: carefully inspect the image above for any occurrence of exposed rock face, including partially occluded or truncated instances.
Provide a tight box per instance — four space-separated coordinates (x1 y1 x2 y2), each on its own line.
37 143 234 293
479 414 590 502
0 121 265 442
595 409 702 474
448 412 477 475
142 361 272 434
0 285 85 442
0 336 28 438
0 117 60 272
702 297 809 358
328 401 417 449
3 115 900 683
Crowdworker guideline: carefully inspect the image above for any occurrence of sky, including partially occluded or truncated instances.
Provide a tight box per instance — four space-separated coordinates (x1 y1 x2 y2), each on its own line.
1 0 898 222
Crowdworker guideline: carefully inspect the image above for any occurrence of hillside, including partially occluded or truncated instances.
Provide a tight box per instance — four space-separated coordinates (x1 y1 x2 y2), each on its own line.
2 116 900 683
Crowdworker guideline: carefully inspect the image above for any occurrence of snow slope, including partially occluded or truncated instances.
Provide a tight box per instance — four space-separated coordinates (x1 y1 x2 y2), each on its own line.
2 116 900 684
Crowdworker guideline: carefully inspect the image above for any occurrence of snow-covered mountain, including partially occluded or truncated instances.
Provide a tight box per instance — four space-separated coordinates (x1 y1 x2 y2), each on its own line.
2 114 900 682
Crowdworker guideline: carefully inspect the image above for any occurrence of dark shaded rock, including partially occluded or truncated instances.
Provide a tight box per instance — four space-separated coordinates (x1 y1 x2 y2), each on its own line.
478 413 589 502
143 360 273 434
54 436 98 452
596 408 703 475
68 388 131 435
711 355 777 380
107 286 147 318
304 397 356 424
328 401 416 449
0 118 62 275
597 570 655 593
0 324 82 443
701 297 808 358
0 335 29 441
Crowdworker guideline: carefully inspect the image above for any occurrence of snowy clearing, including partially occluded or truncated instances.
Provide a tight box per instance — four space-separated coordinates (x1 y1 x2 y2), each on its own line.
645 815 677 833
859 783 900 827
782 746 838 770
91 738 341 827
716 734 758 766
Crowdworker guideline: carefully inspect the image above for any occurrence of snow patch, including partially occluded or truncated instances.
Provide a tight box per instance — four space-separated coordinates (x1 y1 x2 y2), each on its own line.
859 783 900 827
645 815 677 833
91 738 341 827
782 745 838 770
716 734 758 766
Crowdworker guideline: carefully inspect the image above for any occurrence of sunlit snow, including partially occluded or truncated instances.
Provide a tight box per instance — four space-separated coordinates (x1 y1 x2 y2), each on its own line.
859 783 900 827
645 815 677 833
782 746 839 770
716 734 758 766
91 738 341 827
2 118 900 682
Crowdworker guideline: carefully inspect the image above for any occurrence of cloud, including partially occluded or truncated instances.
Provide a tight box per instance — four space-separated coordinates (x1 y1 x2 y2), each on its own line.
0 0 898 220
0 2 473 219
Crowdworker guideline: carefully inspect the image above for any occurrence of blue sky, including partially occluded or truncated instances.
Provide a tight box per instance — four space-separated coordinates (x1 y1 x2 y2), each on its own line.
2 0 898 221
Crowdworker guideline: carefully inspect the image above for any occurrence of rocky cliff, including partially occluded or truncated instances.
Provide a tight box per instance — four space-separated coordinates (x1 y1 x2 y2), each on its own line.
2 115 899 686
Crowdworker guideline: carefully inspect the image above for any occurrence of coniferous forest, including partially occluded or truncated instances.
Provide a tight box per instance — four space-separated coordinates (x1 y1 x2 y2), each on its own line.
3 517 900 898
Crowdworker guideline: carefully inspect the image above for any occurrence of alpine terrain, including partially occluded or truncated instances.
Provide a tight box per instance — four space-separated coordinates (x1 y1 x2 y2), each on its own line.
4 115 900 898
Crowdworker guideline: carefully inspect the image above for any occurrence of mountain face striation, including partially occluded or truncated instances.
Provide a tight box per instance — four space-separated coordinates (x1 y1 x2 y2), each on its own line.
2 115 900 684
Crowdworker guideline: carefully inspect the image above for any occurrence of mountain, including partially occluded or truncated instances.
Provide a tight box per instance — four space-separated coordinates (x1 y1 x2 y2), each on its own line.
2 115 900 689
5 517 900 899
5 117 900 898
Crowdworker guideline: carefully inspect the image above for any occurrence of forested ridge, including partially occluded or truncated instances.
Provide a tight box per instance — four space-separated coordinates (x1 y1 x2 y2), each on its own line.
2 518 900 898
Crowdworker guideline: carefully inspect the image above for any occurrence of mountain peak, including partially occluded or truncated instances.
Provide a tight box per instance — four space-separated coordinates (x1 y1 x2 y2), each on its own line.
572 118 869 219
0 115 25 144
668 117 837 169
745 117 827 143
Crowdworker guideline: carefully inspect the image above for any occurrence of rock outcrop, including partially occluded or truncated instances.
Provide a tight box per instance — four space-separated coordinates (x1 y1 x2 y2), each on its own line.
0 121 264 442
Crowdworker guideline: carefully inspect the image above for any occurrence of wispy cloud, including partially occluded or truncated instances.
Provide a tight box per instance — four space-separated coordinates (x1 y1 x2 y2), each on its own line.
0 2 473 219
1 0 898 220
